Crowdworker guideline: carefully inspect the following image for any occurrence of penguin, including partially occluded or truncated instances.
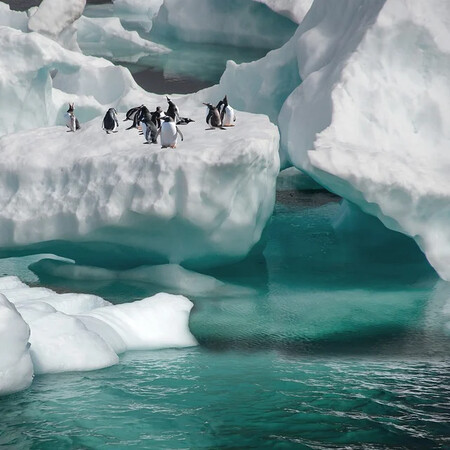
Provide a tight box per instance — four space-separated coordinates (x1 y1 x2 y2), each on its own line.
203 103 225 130
65 103 80 132
165 96 180 122
159 116 184 148
102 108 119 134
125 105 145 130
124 105 143 123
219 95 236 127
141 106 162 144
138 106 152 141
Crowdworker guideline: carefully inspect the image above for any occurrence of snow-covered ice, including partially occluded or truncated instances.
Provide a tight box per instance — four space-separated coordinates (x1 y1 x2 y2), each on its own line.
0 104 279 269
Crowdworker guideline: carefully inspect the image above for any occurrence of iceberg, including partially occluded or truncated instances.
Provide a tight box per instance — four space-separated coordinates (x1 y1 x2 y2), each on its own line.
213 0 450 280
0 275 197 383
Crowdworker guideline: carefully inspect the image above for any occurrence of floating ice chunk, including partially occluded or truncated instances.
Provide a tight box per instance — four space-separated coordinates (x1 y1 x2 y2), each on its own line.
0 2 28 31
77 16 170 63
0 106 279 269
0 275 197 380
0 294 33 396
80 293 198 351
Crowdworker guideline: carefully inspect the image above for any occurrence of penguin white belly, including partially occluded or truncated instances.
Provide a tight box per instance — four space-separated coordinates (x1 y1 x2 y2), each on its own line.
161 122 178 147
141 121 147 140
223 106 235 126
65 112 76 131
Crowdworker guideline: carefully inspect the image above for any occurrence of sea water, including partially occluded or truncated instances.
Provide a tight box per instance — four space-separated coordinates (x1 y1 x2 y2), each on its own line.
1 192 449 448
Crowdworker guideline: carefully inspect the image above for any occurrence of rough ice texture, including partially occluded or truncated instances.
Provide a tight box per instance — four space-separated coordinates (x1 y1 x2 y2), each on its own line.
0 275 197 379
77 16 170 62
0 104 279 269
0 294 34 396
212 0 450 281
110 0 163 32
28 0 86 37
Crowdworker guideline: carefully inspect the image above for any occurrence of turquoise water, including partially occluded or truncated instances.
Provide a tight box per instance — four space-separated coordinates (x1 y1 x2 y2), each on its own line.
1 192 450 448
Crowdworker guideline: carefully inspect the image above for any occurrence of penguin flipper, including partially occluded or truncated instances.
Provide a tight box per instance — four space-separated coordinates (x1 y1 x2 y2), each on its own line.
206 110 212 125
75 118 81 130
176 127 184 141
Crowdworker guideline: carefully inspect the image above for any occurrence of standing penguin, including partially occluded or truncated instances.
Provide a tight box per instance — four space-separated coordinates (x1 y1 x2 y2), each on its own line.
203 102 225 130
159 116 184 148
124 105 143 124
165 96 180 122
65 103 80 132
141 107 162 144
102 108 119 134
220 95 236 127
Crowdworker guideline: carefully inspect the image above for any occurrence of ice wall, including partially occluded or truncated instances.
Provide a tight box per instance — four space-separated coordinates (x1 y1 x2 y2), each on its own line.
213 0 450 280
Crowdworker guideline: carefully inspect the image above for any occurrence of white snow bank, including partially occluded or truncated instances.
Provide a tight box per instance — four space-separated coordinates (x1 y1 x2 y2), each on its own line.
211 0 450 280
77 16 170 63
0 276 197 378
0 294 33 396
0 105 279 269
109 0 163 32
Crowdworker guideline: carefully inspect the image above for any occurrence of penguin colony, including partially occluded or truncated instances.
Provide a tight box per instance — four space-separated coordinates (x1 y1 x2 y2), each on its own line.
65 95 236 149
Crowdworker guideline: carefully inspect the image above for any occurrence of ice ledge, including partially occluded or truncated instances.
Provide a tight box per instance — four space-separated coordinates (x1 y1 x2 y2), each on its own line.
0 106 279 269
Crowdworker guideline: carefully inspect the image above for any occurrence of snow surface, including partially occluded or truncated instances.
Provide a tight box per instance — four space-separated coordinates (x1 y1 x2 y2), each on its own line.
0 294 33 396
210 0 450 280
0 2 28 31
0 275 197 388
0 106 279 269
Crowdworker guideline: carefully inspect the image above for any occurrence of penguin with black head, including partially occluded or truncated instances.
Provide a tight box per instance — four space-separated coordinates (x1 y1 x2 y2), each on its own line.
102 108 119 134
